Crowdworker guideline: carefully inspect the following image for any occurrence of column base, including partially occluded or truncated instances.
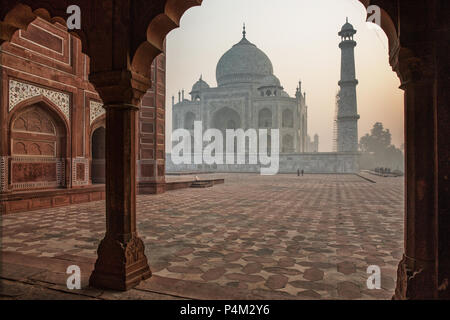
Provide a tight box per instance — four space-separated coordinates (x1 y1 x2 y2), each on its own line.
89 235 151 291
393 254 437 300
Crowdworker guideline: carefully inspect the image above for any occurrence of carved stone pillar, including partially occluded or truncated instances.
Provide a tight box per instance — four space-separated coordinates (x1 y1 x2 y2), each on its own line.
435 25 450 300
89 102 151 290
394 56 436 299
89 70 152 290
391 39 450 298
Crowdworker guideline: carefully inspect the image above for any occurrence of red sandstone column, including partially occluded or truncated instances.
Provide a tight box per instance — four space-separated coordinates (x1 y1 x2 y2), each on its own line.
89 102 151 290
394 63 437 299
389 1 450 300
435 27 450 300
393 40 450 298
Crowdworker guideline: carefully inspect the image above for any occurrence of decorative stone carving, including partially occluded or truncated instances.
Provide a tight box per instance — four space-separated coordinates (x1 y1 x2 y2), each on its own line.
125 236 147 264
9 79 70 121
393 254 439 299
89 235 152 291
90 100 105 124
9 157 65 190
56 159 65 187
72 158 89 186
0 156 8 192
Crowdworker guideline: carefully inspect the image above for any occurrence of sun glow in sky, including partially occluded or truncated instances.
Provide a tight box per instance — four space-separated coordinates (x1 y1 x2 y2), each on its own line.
165 0 404 152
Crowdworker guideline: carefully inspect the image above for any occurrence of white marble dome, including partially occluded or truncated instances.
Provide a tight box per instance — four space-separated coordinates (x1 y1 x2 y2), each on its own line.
259 74 282 88
216 36 273 87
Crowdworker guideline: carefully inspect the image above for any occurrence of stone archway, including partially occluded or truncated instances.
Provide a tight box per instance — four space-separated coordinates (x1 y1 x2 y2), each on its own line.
128 0 450 299
1 0 448 299
258 108 272 128
212 107 242 132
91 126 105 184
8 100 68 191
184 111 196 130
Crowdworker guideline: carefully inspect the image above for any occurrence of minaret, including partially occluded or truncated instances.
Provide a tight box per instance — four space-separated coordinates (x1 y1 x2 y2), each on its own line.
336 18 360 152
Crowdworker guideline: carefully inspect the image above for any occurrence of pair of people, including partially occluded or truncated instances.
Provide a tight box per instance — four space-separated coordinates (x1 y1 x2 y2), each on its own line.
297 169 304 176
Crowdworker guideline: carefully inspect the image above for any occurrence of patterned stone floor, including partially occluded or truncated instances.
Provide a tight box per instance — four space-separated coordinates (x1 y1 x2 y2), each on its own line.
1 173 404 299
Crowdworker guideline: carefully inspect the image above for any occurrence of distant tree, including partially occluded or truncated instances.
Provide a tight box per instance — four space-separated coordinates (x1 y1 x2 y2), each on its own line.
359 122 404 171
359 122 391 154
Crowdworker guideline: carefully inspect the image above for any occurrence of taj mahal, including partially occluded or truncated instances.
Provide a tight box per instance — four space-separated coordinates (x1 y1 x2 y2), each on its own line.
172 25 318 154
167 21 360 174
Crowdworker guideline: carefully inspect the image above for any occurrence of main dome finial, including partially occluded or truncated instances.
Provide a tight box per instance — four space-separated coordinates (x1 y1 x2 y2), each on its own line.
242 23 246 38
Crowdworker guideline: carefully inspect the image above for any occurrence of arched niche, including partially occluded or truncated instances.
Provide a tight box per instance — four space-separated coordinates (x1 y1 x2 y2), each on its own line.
259 108 272 128
8 99 68 190
212 107 241 132
184 112 196 130
91 126 106 184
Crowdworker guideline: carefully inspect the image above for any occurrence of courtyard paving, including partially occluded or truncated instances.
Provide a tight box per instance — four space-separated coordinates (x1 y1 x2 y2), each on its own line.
0 173 404 299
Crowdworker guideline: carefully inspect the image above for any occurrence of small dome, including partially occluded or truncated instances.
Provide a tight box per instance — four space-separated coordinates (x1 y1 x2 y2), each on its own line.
190 76 210 93
339 18 357 37
259 75 281 88
341 22 354 32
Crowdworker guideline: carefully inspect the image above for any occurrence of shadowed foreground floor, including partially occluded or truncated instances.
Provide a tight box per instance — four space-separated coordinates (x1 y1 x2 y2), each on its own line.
1 173 404 300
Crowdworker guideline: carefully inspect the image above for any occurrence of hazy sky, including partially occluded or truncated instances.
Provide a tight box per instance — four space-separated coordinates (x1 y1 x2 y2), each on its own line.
165 0 404 152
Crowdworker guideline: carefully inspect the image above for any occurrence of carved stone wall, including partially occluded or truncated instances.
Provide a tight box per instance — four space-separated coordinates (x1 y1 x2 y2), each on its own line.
9 79 71 121
72 158 89 186
0 156 8 192
9 156 65 190
90 100 105 124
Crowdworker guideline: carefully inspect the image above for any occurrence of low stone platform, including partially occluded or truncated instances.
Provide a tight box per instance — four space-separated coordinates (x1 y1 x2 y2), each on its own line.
0 185 106 216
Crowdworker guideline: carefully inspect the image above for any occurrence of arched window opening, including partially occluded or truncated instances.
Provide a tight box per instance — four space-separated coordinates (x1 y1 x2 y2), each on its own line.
91 126 106 184
258 108 272 128
184 112 196 130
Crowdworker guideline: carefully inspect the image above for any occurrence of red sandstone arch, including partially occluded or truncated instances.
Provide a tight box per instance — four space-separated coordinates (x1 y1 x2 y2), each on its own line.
90 115 106 144
0 0 397 99
0 0 447 299
89 115 106 184
7 97 69 190
9 95 71 136
90 125 106 184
